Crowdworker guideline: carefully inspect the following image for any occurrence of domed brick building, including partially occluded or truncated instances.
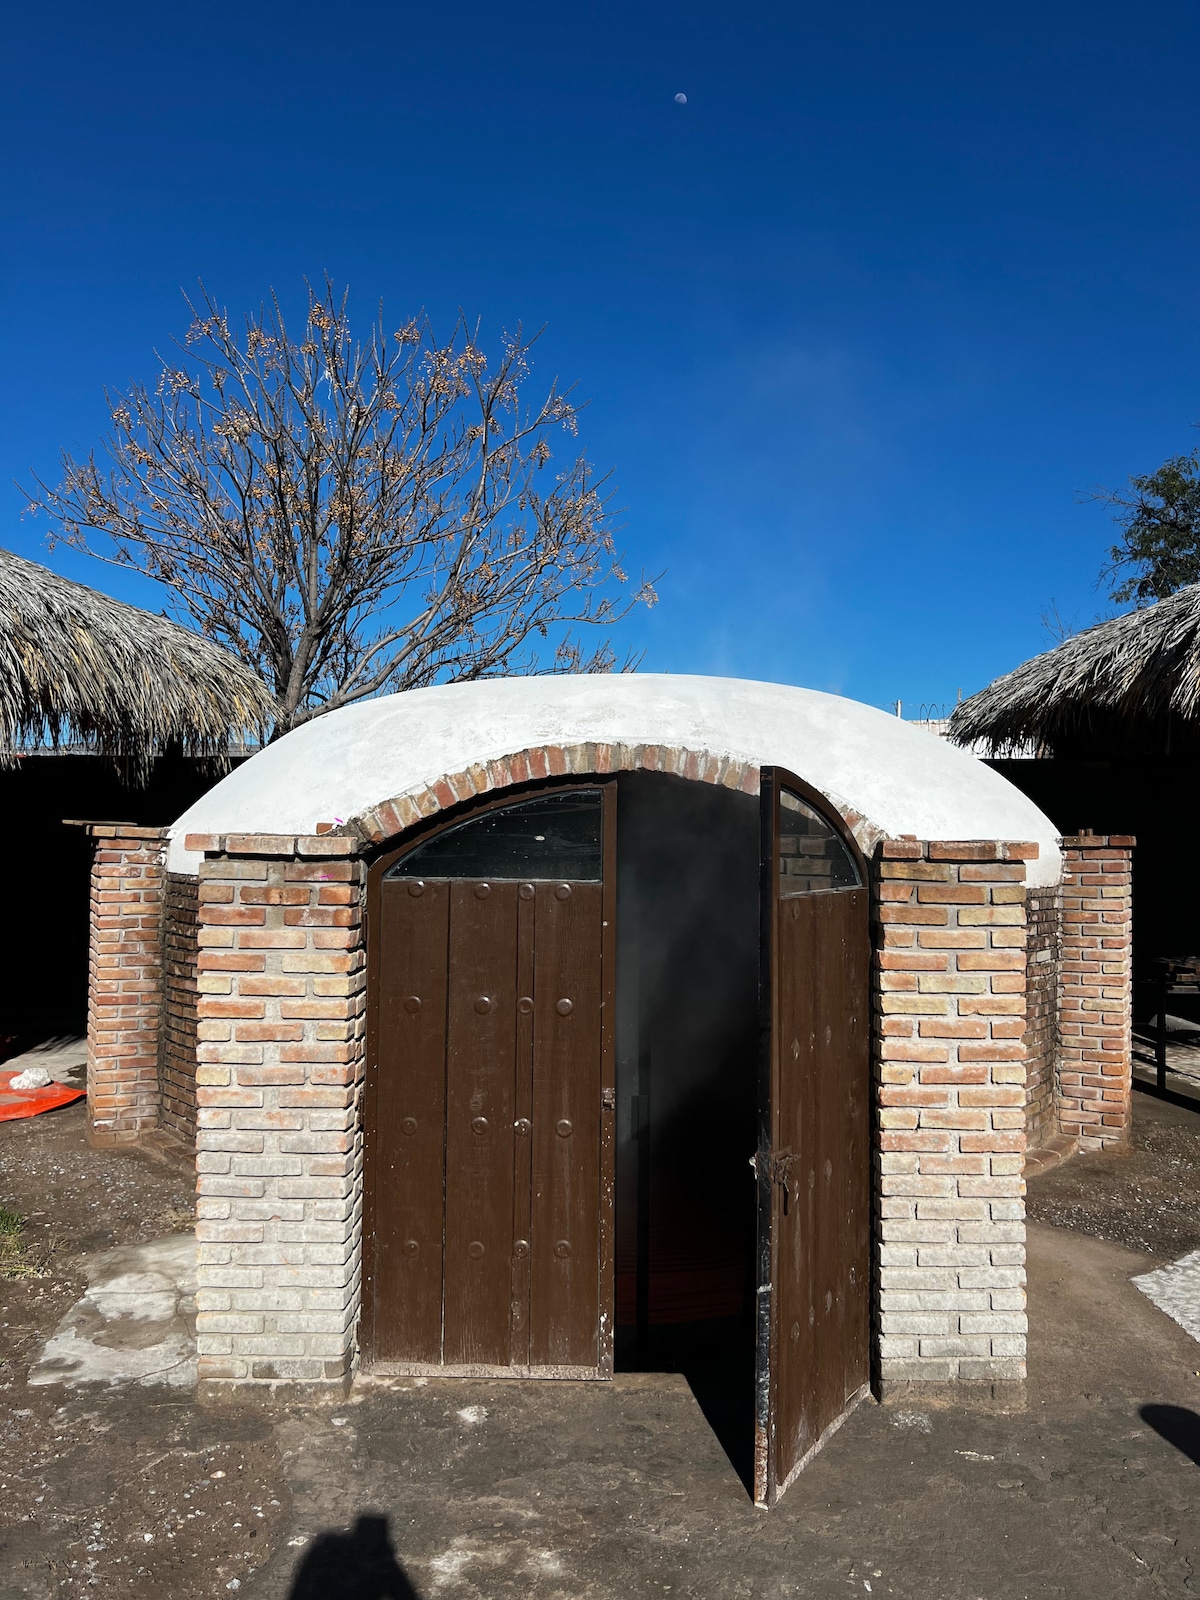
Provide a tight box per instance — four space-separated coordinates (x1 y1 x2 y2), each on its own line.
82 675 1132 1505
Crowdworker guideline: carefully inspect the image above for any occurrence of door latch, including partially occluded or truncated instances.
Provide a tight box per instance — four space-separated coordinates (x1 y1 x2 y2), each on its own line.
753 1148 799 1214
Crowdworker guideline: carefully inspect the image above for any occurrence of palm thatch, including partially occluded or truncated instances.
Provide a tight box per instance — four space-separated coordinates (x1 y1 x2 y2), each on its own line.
949 584 1200 756
0 548 275 774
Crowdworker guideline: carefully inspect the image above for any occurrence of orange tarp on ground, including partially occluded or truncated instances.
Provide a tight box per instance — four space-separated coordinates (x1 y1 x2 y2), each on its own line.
0 1070 85 1122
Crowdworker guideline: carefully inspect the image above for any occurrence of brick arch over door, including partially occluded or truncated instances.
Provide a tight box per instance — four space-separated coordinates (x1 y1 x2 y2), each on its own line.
343 741 886 858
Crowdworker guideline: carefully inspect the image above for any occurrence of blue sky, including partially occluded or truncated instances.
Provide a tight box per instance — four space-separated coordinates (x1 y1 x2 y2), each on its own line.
3 1 1199 713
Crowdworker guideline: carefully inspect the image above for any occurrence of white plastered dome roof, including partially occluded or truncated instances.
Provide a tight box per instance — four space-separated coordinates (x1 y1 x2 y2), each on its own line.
168 675 1061 886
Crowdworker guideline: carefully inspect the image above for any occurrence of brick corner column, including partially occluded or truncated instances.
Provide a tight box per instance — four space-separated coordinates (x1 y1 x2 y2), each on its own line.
84 823 169 1147
874 837 1032 1394
191 831 367 1391
1057 832 1135 1150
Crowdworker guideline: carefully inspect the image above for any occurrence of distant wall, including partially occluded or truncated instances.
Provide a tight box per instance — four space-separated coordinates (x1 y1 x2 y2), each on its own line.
989 757 1188 1010
0 752 242 1047
1057 835 1135 1150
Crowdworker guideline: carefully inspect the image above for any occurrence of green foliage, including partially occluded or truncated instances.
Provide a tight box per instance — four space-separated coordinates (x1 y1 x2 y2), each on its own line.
0 1204 28 1278
0 1203 57 1280
1102 448 1200 604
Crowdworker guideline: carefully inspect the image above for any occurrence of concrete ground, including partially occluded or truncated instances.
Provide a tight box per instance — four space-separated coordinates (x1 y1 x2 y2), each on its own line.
2 1095 1200 1599
1027 1088 1200 1259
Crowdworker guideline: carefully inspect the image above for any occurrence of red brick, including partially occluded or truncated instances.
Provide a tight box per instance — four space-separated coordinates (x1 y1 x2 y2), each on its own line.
198 998 267 1020
917 1019 989 1039
960 1131 1024 1153
879 905 949 926
239 976 308 997
878 951 949 972
197 951 267 972
284 861 357 882
880 839 923 859
917 930 988 949
879 1085 952 1108
926 842 1003 862
279 1042 355 1064
959 863 1025 882
918 1065 989 1084
915 883 987 904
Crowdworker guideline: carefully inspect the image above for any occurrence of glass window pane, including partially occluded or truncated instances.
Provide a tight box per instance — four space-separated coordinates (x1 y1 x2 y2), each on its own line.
386 790 603 881
778 789 861 895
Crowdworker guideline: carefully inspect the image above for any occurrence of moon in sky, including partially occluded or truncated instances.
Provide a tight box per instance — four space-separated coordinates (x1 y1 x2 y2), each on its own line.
674 93 687 104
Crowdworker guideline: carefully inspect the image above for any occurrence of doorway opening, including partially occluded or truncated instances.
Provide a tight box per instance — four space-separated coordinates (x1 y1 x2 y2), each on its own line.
614 772 761 1489
363 762 871 1503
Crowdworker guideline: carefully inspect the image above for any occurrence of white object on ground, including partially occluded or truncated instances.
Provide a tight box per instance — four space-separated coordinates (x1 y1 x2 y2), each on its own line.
4 1036 87 1085
29 1234 197 1389
9 1065 53 1090
1133 1249 1200 1345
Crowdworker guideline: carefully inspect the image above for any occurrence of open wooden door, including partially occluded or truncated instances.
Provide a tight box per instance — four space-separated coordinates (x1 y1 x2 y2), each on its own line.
754 768 871 1507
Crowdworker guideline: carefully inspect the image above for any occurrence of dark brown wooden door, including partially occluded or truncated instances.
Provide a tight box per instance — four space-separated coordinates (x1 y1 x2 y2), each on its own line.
368 788 613 1376
755 768 871 1506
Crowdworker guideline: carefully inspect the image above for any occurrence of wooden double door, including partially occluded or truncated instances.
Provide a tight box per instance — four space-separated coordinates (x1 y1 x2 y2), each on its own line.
363 773 870 1503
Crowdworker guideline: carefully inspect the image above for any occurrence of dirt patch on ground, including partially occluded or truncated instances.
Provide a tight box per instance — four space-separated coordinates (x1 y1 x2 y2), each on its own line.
1027 1089 1200 1259
0 1100 292 1598
3 1093 1200 1598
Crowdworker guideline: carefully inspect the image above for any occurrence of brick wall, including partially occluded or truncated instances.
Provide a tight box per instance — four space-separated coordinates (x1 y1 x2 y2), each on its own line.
179 806 1048 1395
84 825 168 1146
875 839 1032 1389
159 871 200 1146
1057 834 1134 1150
189 832 366 1387
1023 886 1061 1150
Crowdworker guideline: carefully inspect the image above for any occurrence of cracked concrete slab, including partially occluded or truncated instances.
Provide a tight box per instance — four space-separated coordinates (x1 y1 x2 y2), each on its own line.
28 1233 197 1389
1134 1248 1200 1344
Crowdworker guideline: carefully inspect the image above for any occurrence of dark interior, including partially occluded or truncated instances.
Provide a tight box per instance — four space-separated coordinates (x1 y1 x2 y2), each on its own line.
614 771 761 1487
0 751 241 1051
989 756 1200 1018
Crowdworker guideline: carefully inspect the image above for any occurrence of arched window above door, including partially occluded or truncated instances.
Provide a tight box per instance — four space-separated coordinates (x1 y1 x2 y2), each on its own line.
778 789 862 895
384 789 604 882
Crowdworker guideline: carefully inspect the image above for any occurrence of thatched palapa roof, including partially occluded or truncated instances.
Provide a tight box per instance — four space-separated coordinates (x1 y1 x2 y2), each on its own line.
0 548 275 771
949 584 1200 756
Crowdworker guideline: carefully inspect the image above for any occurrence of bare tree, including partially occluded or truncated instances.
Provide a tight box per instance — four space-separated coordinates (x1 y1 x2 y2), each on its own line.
27 281 656 734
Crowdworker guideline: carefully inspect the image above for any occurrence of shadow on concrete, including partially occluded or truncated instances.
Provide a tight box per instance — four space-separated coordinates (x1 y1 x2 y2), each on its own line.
287 1513 421 1599
618 1319 757 1498
1140 1404 1200 1467
1132 1075 1200 1114
683 1344 756 1497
